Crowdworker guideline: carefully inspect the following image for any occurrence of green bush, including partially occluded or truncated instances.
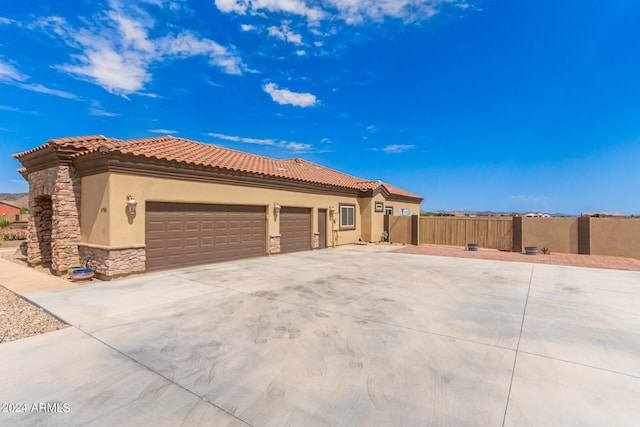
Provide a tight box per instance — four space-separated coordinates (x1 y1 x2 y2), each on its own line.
0 217 12 228
1 229 28 241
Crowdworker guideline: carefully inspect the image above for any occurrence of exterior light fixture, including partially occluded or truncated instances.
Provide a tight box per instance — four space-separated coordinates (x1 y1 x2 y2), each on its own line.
330 206 335 214
127 195 138 214
274 203 281 217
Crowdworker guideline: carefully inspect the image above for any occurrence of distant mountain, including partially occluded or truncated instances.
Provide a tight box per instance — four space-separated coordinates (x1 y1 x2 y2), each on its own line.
0 193 28 209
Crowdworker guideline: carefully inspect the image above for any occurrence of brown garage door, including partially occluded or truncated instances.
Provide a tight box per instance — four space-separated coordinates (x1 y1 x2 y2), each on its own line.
145 202 265 272
280 207 311 253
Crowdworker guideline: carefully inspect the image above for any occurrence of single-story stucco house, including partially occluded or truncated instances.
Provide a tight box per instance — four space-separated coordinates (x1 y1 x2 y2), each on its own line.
0 201 21 218
13 135 422 278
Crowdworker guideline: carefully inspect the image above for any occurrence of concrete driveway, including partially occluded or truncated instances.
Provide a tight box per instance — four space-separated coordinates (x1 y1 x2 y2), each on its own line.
1 245 639 426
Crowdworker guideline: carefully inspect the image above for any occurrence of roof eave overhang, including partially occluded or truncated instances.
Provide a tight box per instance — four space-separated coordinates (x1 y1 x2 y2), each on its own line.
72 151 362 198
386 194 424 204
13 145 78 174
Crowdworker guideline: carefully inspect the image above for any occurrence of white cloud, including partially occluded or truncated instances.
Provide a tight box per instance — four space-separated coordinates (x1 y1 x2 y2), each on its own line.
208 132 276 145
263 82 317 107
158 32 243 75
30 5 245 95
216 0 325 21
0 60 28 82
0 105 20 112
241 24 256 31
0 59 78 99
267 24 303 45
18 83 77 99
89 100 120 117
59 47 150 93
213 0 468 25
0 17 15 25
381 144 416 153
296 50 306 56
149 128 178 134
281 141 312 151
208 132 312 152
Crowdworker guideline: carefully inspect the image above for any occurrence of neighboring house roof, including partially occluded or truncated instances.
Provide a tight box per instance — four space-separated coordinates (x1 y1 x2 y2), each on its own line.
14 135 422 201
0 201 20 209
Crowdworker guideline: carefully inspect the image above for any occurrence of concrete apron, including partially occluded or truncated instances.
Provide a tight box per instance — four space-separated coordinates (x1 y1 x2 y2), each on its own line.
1 245 639 426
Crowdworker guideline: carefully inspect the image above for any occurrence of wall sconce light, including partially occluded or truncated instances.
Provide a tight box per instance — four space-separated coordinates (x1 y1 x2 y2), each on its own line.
127 195 138 214
330 206 335 214
274 203 281 217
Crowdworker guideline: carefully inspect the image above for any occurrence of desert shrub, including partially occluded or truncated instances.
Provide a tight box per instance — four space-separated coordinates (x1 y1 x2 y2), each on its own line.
1 229 28 241
0 217 12 228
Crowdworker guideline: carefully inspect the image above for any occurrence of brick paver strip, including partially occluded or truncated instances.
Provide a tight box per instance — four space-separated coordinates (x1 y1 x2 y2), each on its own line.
393 244 640 272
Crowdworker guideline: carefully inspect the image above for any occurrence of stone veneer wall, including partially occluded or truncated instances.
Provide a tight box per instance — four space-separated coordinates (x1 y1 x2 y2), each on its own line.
28 195 52 265
27 165 81 273
78 244 146 278
269 235 281 254
312 232 320 249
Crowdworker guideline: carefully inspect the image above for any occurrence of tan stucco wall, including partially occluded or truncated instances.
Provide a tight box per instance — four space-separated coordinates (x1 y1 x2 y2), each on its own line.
522 217 579 254
82 173 372 249
590 218 640 259
359 193 397 242
80 173 111 246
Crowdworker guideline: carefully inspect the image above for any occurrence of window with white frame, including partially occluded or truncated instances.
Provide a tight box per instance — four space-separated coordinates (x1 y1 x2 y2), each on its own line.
385 206 394 215
339 204 355 229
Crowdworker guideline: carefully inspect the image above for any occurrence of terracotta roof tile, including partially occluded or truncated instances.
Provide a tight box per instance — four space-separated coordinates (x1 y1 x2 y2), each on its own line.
14 135 422 200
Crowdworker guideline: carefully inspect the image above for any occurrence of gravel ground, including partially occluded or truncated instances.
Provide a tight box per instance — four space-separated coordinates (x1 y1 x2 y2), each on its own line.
1 241 70 344
0 286 68 344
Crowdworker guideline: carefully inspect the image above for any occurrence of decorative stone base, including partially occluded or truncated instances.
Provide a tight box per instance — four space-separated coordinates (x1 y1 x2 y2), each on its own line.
269 235 281 254
312 232 320 249
78 244 146 278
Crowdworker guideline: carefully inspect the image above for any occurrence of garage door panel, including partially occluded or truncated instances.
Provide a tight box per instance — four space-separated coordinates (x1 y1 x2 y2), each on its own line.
145 202 265 272
280 207 311 254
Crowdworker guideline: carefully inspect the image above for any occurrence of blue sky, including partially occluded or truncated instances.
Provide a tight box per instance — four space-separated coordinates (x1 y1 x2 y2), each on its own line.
1 0 639 215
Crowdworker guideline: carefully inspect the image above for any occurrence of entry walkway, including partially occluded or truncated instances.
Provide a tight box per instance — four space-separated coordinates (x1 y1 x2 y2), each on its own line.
395 244 640 271
0 257 78 294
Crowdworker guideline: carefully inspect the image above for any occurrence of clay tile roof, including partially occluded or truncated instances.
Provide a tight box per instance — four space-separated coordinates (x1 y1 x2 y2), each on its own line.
14 135 422 200
13 135 112 159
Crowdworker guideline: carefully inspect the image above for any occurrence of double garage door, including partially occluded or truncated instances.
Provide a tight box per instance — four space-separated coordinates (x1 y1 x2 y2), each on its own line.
145 203 313 272
146 202 266 272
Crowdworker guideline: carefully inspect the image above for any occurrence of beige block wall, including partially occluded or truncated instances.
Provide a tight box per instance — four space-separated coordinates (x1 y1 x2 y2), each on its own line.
82 172 367 249
522 217 579 254
590 218 640 259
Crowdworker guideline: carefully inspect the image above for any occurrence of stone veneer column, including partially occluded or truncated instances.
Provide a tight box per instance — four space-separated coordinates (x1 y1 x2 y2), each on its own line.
27 167 57 266
26 165 81 274
51 165 81 273
269 235 281 254
312 233 320 249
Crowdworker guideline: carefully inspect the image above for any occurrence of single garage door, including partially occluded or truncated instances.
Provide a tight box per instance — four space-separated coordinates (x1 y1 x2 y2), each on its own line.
145 202 265 272
280 207 311 253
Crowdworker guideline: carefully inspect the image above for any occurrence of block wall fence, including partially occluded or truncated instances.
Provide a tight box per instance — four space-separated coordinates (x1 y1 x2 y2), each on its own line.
385 215 640 260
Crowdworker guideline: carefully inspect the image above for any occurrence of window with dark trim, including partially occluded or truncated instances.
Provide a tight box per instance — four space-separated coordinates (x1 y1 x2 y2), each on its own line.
339 204 355 229
375 202 384 212
385 206 394 215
